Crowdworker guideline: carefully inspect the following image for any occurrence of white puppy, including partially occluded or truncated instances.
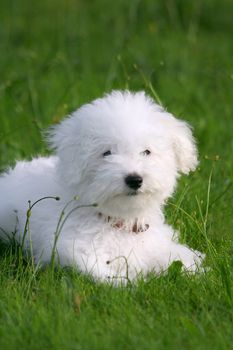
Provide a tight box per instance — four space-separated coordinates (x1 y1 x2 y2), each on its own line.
0 91 204 282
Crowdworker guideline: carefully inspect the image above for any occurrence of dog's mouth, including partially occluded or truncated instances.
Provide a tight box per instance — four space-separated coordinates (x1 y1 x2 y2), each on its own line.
127 188 150 196
126 186 147 196
110 188 151 200
127 191 139 196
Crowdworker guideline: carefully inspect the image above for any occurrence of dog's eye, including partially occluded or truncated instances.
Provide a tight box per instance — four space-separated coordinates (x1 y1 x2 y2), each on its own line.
142 149 151 156
103 150 112 157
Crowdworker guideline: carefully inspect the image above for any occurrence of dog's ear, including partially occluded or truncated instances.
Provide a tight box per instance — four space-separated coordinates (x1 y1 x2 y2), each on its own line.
45 116 88 185
161 113 198 174
46 117 76 154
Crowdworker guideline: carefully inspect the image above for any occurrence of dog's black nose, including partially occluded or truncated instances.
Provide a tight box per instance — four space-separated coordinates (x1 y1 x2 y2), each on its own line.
125 174 143 190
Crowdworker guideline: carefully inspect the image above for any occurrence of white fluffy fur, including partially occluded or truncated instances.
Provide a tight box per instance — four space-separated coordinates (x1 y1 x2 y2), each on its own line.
0 91 204 283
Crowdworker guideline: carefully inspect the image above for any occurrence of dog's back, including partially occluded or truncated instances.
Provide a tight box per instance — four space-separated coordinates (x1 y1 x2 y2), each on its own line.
0 156 59 241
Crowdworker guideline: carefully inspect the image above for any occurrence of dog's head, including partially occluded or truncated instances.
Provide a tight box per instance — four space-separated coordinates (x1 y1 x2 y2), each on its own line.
48 91 198 218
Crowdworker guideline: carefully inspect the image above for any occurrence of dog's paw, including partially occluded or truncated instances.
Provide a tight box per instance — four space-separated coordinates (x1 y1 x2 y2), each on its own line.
181 249 205 273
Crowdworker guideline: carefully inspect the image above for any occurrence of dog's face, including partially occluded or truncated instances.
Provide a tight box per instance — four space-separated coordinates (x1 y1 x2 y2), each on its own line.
49 91 198 219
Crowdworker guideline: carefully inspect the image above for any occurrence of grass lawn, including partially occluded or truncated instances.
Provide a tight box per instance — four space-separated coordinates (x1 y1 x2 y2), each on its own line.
0 0 233 349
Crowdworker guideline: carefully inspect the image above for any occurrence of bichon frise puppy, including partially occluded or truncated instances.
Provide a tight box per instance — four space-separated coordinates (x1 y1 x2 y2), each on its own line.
0 91 204 282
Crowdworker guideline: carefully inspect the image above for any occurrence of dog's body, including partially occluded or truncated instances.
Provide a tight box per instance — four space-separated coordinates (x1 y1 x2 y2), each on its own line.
0 91 204 282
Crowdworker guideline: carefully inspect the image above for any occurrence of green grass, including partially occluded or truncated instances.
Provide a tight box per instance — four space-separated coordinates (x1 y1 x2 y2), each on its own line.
0 0 233 349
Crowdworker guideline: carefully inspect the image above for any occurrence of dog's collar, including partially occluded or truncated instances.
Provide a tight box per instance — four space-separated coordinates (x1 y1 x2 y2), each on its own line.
98 213 149 233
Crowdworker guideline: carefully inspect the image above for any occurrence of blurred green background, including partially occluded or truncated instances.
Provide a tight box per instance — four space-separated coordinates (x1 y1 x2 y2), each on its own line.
0 0 232 161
